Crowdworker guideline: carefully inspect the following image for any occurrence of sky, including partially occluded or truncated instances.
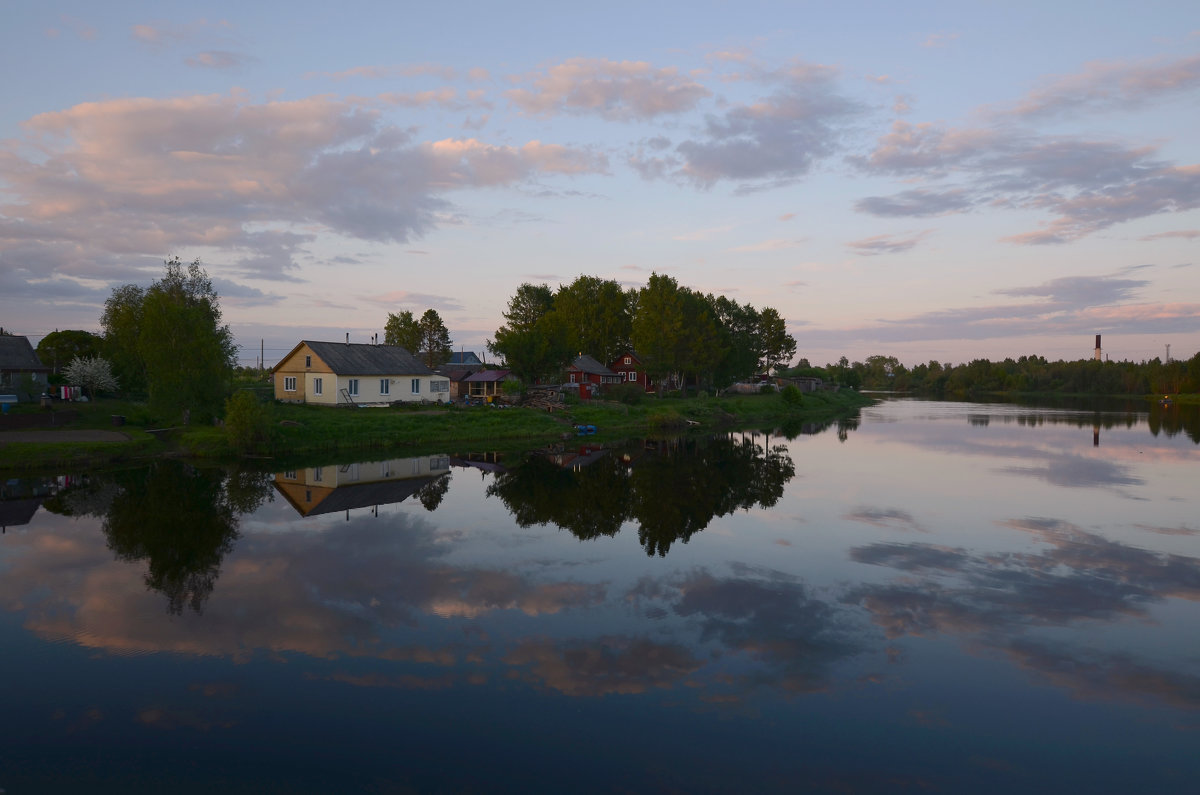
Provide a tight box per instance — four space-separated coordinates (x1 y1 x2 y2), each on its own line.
1 0 1198 369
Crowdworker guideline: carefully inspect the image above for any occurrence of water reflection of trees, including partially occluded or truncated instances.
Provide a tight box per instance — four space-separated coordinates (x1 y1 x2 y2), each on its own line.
44 462 273 614
487 434 795 555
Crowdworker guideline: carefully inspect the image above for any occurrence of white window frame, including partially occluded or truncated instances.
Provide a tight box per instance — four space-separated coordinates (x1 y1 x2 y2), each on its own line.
313 377 323 396
624 356 631 364
411 378 420 394
284 376 297 391
348 378 359 396
380 378 390 396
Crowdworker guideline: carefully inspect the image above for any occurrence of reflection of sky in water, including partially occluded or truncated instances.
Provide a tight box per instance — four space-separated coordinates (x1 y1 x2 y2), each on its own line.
0 400 1197 793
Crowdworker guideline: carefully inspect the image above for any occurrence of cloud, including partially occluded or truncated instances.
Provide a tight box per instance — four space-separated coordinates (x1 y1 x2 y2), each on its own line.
361 291 465 313
1140 229 1200 241
852 117 1200 241
920 32 960 48
506 57 710 120
48 14 97 40
726 238 805 253
306 63 458 81
855 188 973 217
0 92 605 296
185 51 255 70
131 19 232 49
1000 55 1200 120
846 231 930 256
672 62 862 189
796 271 1200 346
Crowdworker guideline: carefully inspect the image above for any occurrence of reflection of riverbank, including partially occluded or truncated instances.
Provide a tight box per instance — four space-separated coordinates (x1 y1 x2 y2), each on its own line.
274 455 451 518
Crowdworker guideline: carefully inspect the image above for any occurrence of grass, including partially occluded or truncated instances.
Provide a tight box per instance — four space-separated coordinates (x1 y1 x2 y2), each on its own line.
1 389 873 472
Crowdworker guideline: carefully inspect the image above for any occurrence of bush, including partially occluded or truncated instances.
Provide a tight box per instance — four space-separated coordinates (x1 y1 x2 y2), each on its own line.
606 382 645 405
224 390 272 453
759 383 776 394
502 379 525 397
781 384 803 407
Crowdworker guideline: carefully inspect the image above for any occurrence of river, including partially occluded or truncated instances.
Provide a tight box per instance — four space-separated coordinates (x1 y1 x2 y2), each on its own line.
1 398 1197 793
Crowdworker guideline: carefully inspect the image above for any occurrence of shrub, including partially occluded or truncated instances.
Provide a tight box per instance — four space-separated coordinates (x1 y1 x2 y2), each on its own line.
606 382 645 405
781 384 803 407
224 390 272 453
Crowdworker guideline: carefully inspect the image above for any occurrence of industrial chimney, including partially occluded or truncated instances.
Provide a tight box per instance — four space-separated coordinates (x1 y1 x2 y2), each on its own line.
346 332 350 346
1094 334 1101 361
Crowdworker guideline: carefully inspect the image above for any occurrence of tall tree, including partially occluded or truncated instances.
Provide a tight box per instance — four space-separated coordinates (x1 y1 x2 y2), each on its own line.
631 273 686 396
417 309 453 369
135 257 237 423
36 330 101 375
708 295 760 386
488 283 571 384
757 307 797 374
550 276 634 365
384 310 422 352
101 283 148 393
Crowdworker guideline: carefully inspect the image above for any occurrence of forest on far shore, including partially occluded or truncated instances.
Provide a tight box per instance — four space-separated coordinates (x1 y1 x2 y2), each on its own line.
783 352 1200 397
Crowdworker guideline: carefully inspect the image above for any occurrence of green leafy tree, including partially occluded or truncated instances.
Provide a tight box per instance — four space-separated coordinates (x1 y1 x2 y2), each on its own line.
417 309 453 369
631 273 686 396
384 310 422 352
37 330 101 375
550 276 634 365
101 283 148 393
488 283 571 383
109 257 237 424
709 295 761 386
758 307 797 374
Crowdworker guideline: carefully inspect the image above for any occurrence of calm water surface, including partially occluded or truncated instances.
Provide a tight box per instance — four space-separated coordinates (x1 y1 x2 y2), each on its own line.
1 398 1197 793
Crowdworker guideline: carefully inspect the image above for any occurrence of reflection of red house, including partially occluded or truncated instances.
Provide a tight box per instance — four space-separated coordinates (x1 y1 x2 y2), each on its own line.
607 351 652 391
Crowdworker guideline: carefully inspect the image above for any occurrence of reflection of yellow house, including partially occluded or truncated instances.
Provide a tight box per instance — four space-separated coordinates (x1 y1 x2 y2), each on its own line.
274 455 451 517
272 340 450 406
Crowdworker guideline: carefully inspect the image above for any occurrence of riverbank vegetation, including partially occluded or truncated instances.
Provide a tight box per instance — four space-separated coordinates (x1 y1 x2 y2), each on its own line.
0 388 872 472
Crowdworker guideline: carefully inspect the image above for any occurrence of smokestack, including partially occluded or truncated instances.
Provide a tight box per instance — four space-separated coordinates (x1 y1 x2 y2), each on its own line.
346 332 350 346
1094 334 1101 361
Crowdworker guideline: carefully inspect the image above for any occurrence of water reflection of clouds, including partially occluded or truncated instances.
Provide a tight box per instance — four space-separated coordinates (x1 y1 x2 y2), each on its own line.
844 507 927 532
847 516 1200 711
0 511 606 661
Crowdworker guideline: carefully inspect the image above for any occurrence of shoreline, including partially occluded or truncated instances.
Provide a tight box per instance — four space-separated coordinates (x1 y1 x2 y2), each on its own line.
0 390 874 474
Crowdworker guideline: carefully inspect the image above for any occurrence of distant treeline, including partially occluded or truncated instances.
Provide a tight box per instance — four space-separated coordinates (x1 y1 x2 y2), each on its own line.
783 352 1200 396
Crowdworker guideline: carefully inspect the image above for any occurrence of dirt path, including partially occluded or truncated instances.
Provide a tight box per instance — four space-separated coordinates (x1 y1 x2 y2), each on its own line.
0 429 131 444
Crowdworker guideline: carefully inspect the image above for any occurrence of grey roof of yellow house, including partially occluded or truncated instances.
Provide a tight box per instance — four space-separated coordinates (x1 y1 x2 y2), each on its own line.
284 340 435 376
0 336 48 373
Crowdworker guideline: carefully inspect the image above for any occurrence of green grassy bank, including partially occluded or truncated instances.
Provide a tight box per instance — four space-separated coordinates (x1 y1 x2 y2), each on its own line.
0 389 872 472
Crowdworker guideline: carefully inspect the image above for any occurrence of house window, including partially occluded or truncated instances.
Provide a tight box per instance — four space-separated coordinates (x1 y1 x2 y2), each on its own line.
313 467 323 482
430 380 448 393
570 373 577 383
305 355 311 368
624 356 631 364
411 378 420 394
380 379 390 396
313 377 323 395
284 470 297 479
348 379 359 396
284 376 297 391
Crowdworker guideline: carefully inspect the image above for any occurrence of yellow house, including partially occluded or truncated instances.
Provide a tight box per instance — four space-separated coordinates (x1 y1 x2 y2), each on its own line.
272 340 451 405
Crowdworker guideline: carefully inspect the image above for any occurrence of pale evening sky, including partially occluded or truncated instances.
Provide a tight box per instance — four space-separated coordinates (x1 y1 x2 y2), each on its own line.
1 0 1198 368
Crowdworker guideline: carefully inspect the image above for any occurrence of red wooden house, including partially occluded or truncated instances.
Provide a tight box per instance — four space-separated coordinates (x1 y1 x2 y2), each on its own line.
607 351 653 391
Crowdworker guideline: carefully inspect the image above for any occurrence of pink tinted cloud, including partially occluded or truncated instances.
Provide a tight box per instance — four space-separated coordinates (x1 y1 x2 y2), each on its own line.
1004 54 1200 119
506 57 710 120
0 93 606 286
